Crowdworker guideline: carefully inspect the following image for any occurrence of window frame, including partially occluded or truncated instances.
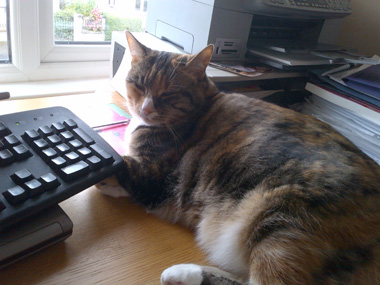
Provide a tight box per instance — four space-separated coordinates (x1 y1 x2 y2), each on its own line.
0 0 11 64
39 0 111 63
0 0 111 84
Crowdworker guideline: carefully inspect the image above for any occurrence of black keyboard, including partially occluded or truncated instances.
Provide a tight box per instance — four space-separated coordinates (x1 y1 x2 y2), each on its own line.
0 107 124 230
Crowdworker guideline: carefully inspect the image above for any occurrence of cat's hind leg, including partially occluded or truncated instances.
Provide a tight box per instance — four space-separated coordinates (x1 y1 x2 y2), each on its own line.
161 264 245 285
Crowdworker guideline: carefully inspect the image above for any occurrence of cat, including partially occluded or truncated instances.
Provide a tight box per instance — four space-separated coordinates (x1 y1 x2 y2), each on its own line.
98 31 380 284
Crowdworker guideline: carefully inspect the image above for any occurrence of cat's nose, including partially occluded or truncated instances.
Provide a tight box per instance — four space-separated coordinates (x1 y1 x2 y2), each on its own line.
143 106 154 116
142 97 154 116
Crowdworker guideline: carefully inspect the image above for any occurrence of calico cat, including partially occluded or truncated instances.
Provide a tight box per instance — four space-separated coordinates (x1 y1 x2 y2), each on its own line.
99 31 380 284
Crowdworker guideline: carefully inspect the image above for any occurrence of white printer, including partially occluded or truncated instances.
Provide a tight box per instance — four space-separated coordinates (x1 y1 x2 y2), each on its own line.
145 0 353 67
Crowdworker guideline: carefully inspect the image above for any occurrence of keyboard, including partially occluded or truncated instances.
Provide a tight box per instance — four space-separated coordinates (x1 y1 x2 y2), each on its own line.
0 106 124 230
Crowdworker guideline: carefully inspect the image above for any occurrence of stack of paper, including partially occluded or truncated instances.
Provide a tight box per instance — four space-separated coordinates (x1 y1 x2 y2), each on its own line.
294 95 380 165
298 56 380 165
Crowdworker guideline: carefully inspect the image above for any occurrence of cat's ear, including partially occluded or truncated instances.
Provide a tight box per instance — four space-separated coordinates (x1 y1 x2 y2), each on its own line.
125 31 148 63
186 45 214 78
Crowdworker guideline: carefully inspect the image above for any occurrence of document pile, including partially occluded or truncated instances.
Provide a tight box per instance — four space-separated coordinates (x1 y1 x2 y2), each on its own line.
296 56 380 165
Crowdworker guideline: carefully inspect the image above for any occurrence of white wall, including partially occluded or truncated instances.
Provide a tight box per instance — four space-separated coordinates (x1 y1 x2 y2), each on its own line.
337 0 380 56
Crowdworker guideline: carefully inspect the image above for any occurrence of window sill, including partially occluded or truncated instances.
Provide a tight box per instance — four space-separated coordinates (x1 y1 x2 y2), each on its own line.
1 78 111 100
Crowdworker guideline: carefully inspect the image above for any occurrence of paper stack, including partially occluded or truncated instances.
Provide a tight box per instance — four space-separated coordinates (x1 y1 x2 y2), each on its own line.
296 56 380 165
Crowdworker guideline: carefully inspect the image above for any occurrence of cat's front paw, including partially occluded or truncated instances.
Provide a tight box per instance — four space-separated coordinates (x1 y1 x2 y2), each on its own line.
95 176 129 198
161 264 203 285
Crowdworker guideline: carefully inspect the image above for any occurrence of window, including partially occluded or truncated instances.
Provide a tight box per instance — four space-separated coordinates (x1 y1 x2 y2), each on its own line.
0 0 11 64
135 0 147 12
53 0 146 45
0 0 148 84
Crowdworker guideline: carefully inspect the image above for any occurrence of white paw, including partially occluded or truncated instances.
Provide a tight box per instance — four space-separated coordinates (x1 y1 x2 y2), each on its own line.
161 264 203 285
96 182 129 198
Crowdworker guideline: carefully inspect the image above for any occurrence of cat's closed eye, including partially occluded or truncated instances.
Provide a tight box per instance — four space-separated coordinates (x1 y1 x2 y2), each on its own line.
160 92 179 100
127 79 145 93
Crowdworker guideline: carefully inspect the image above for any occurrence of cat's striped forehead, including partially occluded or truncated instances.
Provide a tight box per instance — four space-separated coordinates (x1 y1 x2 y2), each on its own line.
128 50 190 92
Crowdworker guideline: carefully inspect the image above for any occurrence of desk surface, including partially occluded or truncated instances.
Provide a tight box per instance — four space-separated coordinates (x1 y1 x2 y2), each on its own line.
0 90 208 284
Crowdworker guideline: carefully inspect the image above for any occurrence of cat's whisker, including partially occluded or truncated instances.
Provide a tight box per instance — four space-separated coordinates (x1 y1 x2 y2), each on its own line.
165 124 179 151
165 122 184 152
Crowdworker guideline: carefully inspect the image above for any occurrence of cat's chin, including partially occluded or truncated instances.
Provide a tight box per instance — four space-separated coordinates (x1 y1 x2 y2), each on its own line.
140 117 163 127
139 114 164 127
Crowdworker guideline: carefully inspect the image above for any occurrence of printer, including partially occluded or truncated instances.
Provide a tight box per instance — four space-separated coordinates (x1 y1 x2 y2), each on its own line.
145 0 353 69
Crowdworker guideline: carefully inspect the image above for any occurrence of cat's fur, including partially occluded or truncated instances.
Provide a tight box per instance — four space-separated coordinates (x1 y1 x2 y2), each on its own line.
99 31 380 284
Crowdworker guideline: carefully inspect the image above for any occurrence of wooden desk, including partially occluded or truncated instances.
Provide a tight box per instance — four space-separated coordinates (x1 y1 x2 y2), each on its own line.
0 90 208 284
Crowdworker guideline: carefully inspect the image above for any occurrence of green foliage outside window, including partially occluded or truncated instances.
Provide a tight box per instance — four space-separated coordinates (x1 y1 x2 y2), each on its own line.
104 13 144 41
60 0 96 17
54 9 74 41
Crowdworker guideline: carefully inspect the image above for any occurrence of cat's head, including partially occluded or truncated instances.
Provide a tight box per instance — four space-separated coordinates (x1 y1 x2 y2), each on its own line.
125 31 217 127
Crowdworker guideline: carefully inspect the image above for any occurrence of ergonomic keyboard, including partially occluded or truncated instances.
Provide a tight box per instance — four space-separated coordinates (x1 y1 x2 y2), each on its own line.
0 106 124 230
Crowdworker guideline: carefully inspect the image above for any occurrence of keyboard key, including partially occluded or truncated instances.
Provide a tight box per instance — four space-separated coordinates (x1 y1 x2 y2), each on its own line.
46 134 61 146
50 156 67 169
41 147 58 161
51 122 65 133
0 149 14 166
77 147 92 159
4 134 21 147
24 179 43 196
0 140 4 150
23 129 40 142
90 144 114 165
38 126 53 137
63 119 77 129
86 155 102 170
39 173 60 190
59 131 74 142
11 169 34 184
31 138 49 151
3 186 28 205
56 143 71 154
72 128 95 145
12 144 33 160
68 139 83 149
64 151 80 164
60 161 90 181
0 121 11 138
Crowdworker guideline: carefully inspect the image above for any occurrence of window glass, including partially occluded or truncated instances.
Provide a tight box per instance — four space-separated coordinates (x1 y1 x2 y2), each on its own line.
0 0 10 63
53 0 148 44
